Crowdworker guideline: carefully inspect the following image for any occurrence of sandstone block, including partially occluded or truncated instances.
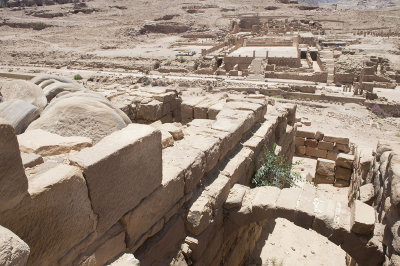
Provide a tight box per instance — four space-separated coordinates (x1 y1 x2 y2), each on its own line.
155 123 184 140
80 232 126 266
0 119 28 213
243 135 264 156
212 118 246 153
327 150 338 161
304 139 318 148
275 188 302 221
336 154 354 169
295 137 305 146
204 174 231 210
0 99 40 134
335 166 352 181
224 184 249 210
122 163 184 248
0 226 30 266
183 134 221 173
318 141 334 151
18 129 92 156
316 158 335 177
252 186 281 221
360 183 374 205
296 129 315 139
70 124 162 233
389 154 400 211
351 200 375 235
314 173 334 184
162 142 205 193
208 102 224 120
135 215 185 266
21 152 43 168
0 164 96 265
323 135 349 145
295 183 317 228
136 100 163 121
312 199 336 237
221 147 254 185
186 195 213 235
306 147 327 158
295 145 306 155
336 143 350 153
315 131 324 141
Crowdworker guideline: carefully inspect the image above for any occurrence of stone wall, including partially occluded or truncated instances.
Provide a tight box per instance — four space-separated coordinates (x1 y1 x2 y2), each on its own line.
361 142 400 265
0 94 297 265
107 86 182 124
265 71 328 83
295 129 352 160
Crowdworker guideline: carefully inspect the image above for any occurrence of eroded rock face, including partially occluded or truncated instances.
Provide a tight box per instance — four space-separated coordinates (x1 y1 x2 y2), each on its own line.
0 80 47 111
0 226 30 266
27 94 131 144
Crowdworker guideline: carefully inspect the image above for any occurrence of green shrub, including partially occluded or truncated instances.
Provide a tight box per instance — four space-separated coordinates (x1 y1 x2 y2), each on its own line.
165 60 171 66
33 22 46 31
252 144 301 188
73 74 83 80
179 56 186 63
8 69 13 72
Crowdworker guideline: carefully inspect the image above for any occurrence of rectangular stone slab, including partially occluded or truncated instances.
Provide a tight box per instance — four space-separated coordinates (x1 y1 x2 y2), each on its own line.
70 124 162 233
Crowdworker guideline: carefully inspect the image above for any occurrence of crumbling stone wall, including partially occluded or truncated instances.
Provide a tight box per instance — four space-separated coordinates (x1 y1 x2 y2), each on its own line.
0 93 296 265
367 142 400 265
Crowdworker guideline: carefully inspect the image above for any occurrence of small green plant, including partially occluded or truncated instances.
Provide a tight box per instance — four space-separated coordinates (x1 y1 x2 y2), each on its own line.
179 56 186 63
33 22 46 30
252 144 301 188
8 69 13 72
143 77 151 86
268 257 284 266
165 60 171 66
74 74 83 80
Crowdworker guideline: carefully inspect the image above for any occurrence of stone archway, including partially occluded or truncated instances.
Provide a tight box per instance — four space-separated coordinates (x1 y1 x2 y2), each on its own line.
223 184 384 266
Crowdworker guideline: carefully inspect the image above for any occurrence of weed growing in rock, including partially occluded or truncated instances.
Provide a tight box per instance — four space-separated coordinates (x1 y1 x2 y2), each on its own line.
252 144 301 188
74 74 83 80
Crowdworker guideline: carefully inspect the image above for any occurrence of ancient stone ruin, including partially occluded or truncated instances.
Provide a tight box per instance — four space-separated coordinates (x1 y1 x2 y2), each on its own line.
0 0 400 265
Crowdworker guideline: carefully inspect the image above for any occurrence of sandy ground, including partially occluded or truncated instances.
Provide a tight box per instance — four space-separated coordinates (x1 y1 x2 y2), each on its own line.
249 218 347 266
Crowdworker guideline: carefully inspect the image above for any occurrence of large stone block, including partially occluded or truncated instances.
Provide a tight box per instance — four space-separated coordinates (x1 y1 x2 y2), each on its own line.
335 166 352 181
162 142 205 193
314 173 334 184
135 215 186 266
0 226 30 266
186 194 213 235
296 129 315 139
304 139 318 148
121 164 184 249
351 200 375 235
323 135 349 145
70 124 162 233
318 141 334 151
316 158 335 177
18 129 92 156
0 119 28 213
0 164 96 265
336 153 354 169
